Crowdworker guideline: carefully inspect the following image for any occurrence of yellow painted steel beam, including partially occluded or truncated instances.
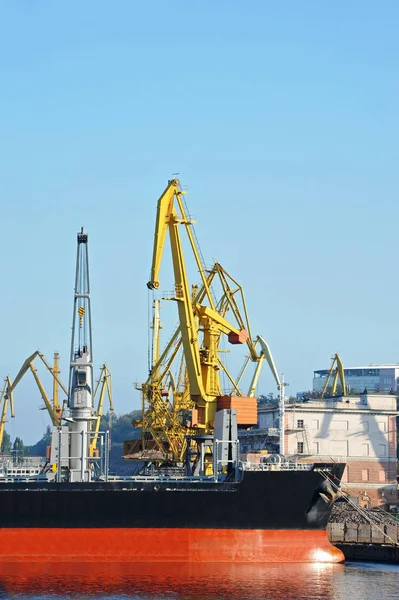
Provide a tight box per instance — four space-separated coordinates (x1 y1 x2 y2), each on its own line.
217 358 242 396
37 353 69 397
8 351 68 427
144 178 263 435
214 264 259 361
168 210 205 399
194 304 243 337
0 377 14 448
147 179 180 291
90 364 113 455
52 352 61 412
321 353 347 398
29 364 60 426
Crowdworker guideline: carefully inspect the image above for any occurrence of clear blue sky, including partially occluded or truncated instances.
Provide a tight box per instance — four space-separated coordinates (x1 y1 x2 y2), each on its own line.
0 1 398 444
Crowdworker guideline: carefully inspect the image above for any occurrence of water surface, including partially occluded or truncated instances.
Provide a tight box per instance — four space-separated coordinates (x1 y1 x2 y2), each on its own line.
0 561 397 600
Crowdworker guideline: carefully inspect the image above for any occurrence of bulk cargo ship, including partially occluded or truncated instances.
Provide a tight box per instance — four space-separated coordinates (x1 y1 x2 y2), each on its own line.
0 460 345 563
0 181 346 563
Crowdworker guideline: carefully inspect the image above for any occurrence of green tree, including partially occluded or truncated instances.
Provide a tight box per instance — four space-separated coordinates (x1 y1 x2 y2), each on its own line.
258 394 279 406
26 426 52 457
98 410 142 474
13 436 25 464
1 430 12 454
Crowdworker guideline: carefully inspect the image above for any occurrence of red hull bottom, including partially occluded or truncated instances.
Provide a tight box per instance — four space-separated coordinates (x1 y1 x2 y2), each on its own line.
0 528 344 563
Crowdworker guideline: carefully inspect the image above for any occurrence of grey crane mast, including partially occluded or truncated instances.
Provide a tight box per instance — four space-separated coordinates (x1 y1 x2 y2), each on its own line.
68 227 94 482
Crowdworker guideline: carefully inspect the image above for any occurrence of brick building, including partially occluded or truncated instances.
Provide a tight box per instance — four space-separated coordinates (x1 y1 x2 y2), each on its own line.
244 393 398 508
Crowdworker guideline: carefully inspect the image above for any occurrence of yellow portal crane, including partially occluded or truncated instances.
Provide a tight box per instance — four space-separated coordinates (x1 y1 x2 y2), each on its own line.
131 269 247 462
90 364 114 456
0 377 14 449
8 351 113 454
132 297 195 463
146 178 259 433
8 351 68 426
321 353 347 398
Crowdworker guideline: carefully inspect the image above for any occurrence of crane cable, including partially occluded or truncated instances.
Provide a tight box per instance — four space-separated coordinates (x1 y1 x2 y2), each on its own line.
147 288 154 374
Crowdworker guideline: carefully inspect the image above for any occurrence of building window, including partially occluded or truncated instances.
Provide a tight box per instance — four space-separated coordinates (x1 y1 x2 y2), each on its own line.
362 421 369 432
297 442 304 454
311 419 319 429
378 444 386 457
312 442 319 454
377 422 386 432
297 419 304 429
331 420 349 430
362 443 369 456
378 470 386 482
331 441 348 456
362 469 369 482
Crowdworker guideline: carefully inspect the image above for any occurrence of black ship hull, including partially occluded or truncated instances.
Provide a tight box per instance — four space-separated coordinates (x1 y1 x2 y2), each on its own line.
0 463 345 563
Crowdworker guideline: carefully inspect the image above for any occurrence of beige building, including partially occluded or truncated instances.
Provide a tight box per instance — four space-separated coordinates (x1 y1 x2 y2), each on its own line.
251 393 398 508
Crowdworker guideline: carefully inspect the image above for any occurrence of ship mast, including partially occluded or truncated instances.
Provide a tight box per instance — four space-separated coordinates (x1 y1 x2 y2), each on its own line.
257 336 287 455
68 227 93 482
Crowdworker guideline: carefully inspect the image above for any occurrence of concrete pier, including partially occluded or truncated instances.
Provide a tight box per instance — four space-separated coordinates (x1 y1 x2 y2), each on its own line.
328 522 399 563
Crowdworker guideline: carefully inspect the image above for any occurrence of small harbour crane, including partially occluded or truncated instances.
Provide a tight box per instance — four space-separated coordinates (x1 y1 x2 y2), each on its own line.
321 353 347 398
7 352 68 426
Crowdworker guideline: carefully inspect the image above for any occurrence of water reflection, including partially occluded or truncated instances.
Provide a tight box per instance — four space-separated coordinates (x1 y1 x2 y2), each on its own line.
0 561 343 599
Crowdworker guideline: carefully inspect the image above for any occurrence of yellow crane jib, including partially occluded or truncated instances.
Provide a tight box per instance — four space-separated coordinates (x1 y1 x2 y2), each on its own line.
90 364 113 457
147 178 181 291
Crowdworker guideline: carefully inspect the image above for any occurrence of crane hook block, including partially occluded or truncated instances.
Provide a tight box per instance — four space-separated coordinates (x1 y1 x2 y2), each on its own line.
147 281 159 290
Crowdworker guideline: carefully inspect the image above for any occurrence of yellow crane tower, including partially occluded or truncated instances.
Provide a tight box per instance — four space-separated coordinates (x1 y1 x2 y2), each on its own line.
132 297 196 463
321 353 347 398
146 178 260 434
0 377 14 450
